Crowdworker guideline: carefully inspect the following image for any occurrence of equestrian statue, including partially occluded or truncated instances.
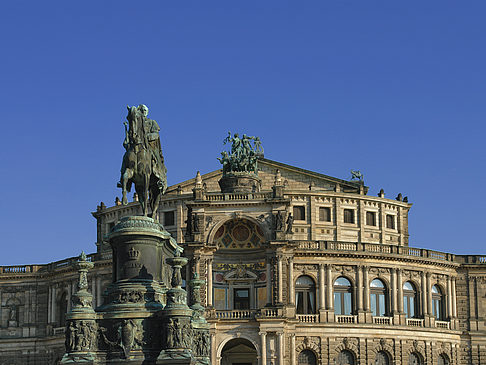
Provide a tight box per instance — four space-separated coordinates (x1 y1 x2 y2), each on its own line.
118 104 167 219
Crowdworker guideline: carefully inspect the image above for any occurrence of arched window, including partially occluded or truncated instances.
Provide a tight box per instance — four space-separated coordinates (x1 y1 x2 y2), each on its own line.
403 281 418 318
296 275 316 314
334 277 353 315
375 351 390 365
438 354 450 365
298 349 317 365
370 279 387 317
336 350 355 365
432 285 444 320
408 352 422 365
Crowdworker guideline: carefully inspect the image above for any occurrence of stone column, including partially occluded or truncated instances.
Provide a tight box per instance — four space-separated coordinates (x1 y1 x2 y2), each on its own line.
426 273 432 316
452 277 457 318
363 266 370 311
260 332 267 365
67 283 72 312
391 268 397 314
422 272 428 316
51 285 57 324
277 332 284 365
326 264 333 310
319 264 325 310
290 334 296 365
266 259 272 306
207 258 213 307
48 286 52 323
288 258 294 305
277 256 283 304
357 266 363 311
96 276 102 307
397 269 403 313
91 277 96 309
446 276 452 319
211 333 217 365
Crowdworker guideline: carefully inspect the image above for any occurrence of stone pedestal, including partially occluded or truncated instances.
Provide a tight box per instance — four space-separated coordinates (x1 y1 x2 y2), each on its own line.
218 172 261 193
61 216 204 364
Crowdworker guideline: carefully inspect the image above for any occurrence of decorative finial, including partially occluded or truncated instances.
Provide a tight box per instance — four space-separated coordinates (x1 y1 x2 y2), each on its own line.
378 189 385 198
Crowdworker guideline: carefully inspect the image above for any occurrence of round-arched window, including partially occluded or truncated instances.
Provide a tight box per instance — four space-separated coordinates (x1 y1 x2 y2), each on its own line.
438 354 450 365
298 349 317 365
403 281 418 318
370 279 387 317
334 277 352 315
375 351 390 365
336 350 355 365
296 275 316 314
408 352 422 365
432 285 444 320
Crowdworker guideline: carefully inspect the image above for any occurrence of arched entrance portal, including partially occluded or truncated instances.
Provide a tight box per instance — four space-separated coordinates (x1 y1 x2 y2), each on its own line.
221 338 258 365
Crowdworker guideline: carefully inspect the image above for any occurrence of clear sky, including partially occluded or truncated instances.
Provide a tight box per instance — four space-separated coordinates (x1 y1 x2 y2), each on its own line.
1 1 485 264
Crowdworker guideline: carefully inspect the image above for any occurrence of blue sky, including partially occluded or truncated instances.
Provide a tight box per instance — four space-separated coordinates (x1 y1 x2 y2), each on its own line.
1 1 485 264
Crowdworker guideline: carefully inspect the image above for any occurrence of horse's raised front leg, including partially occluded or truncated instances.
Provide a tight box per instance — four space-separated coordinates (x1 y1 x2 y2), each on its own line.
121 169 133 205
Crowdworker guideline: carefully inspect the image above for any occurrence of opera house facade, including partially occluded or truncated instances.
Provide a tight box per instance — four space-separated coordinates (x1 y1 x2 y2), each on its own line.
0 157 485 364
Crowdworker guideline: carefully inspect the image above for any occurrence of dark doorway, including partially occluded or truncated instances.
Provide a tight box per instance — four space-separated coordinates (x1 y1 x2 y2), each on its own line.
221 338 257 365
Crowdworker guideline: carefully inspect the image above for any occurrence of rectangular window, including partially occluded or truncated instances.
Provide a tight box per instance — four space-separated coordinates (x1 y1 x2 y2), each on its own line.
293 206 306 221
164 211 175 226
319 207 331 222
234 288 250 309
366 211 376 226
343 209 354 224
386 214 395 229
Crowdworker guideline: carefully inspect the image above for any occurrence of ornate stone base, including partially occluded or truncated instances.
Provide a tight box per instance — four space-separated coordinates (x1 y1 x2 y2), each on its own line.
218 172 261 193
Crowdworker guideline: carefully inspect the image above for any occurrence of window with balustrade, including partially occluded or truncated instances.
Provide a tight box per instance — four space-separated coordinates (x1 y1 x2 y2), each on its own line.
370 278 388 317
375 351 390 365
432 285 445 320
298 349 317 365
438 354 450 365
403 281 418 318
408 352 422 365
296 275 316 314
336 350 355 365
334 277 353 315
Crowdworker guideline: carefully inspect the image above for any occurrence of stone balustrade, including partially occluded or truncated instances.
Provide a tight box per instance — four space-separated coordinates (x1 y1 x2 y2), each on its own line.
293 240 461 263
336 315 357 324
205 192 272 201
215 309 256 320
373 316 392 325
297 314 318 323
406 318 424 327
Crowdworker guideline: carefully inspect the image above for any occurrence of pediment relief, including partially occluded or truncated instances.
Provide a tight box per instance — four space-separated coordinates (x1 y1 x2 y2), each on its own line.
223 265 258 282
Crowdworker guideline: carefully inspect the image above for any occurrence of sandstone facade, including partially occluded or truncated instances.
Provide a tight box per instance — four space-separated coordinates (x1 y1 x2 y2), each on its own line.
0 158 484 364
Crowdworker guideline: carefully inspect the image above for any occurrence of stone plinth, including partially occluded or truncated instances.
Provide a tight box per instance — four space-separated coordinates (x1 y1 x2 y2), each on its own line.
218 172 261 193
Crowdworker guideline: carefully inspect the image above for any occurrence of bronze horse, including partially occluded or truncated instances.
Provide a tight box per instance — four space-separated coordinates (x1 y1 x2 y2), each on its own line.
119 105 166 219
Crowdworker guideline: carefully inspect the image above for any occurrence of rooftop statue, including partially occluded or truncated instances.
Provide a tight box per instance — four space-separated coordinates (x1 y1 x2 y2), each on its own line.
350 169 363 181
119 104 167 219
219 131 263 175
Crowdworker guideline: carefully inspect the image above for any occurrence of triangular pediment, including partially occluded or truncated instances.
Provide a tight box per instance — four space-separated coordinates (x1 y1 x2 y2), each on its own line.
165 157 365 194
